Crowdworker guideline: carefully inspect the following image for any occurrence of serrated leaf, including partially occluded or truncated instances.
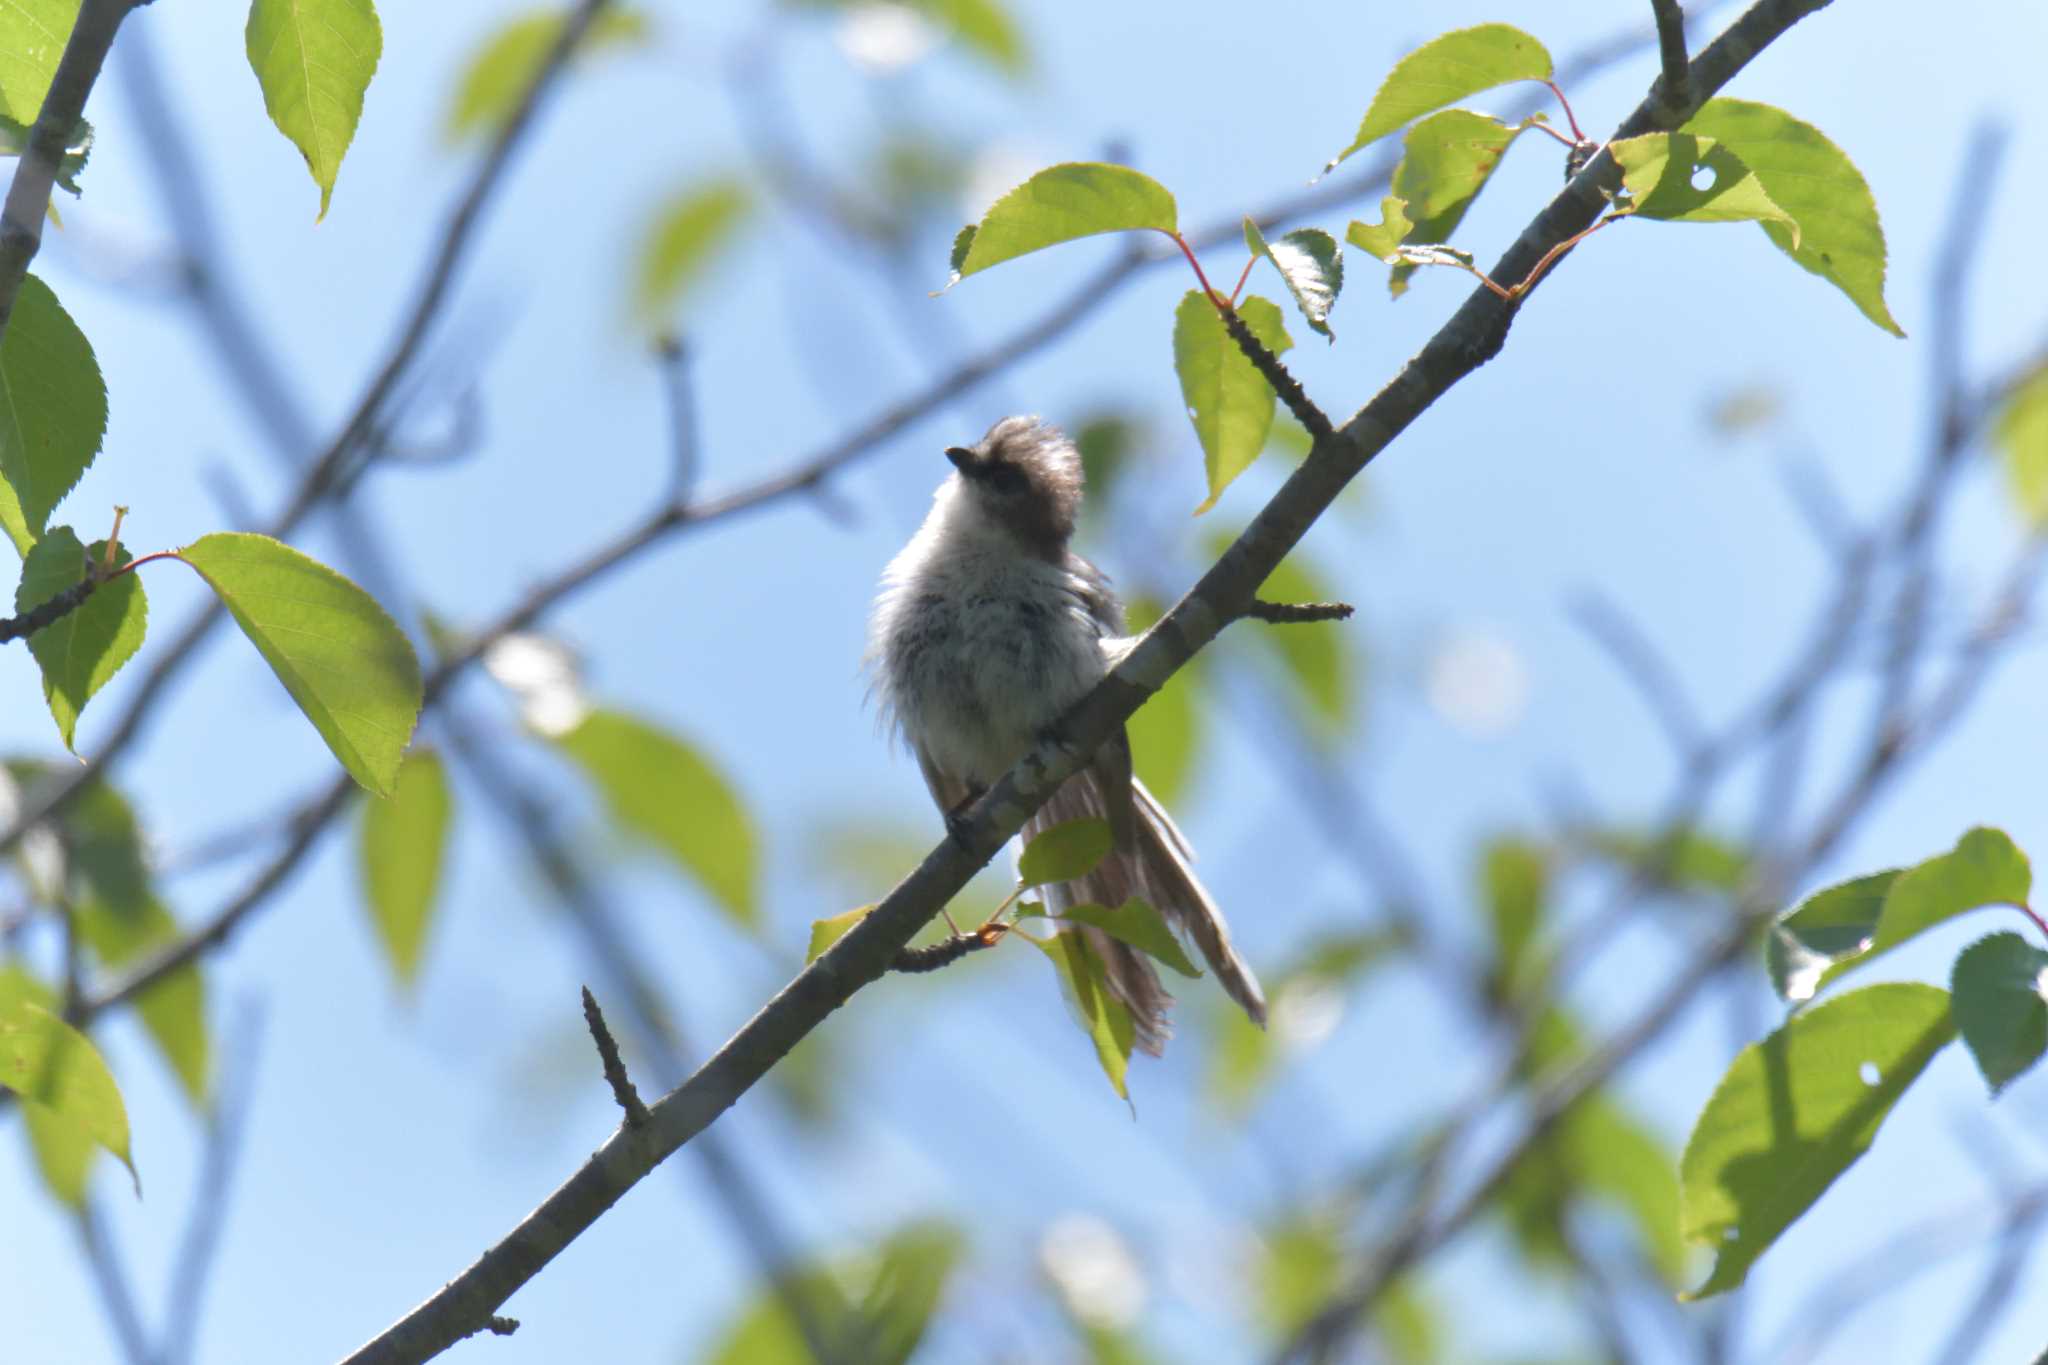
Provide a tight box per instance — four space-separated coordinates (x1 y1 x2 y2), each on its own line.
0 113 92 195
1176 292 1291 514
552 708 758 928
1611 133 1798 241
1345 195 1414 261
1683 99 1902 337
631 177 749 329
1995 365 2048 527
949 162 1175 283
1769 827 2031 1002
14 527 146 748
806 904 873 963
0 274 105 554
1244 220 1342 341
444 8 650 143
0 0 78 125
175 532 422 796
1681 982 1953 1298
1018 818 1112 888
1060 898 1200 978
1385 110 1533 297
1327 23 1552 171
0 992 136 1193
1950 931 2048 1096
358 747 452 987
1026 927 1135 1099
245 0 383 220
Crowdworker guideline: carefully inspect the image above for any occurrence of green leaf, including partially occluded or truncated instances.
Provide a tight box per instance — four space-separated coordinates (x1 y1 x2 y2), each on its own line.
1208 534 1351 731
14 527 147 748
1610 133 1798 240
703 1221 963 1365
849 1220 967 1364
0 966 90 1205
1176 292 1292 514
358 747 453 987
1682 99 1902 337
1950 931 2048 1096
0 991 136 1192
1123 596 1202 807
1498 1092 1684 1283
1481 835 1548 985
1018 817 1112 888
0 274 106 554
1327 23 1552 171
245 0 383 220
1256 1211 1344 1333
1995 365 2048 527
1345 195 1415 261
1769 827 2031 1002
1060 898 1200 978
0 112 92 195
1680 982 1954 1299
919 0 1027 76
552 708 758 928
175 533 421 796
949 162 1175 283
1243 220 1342 341
0 0 78 124
806 904 873 963
1025 927 1136 1099
1384 111 1534 297
1583 825 1751 894
444 8 650 143
631 177 750 329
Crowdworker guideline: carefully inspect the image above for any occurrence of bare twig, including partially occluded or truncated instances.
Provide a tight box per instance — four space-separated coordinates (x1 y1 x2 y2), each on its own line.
580 987 650 1129
1243 599 1355 625
1649 0 1693 117
1570 589 1708 756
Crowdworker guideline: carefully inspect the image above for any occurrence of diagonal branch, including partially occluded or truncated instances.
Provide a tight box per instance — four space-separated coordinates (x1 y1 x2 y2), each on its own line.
335 2 1840 1360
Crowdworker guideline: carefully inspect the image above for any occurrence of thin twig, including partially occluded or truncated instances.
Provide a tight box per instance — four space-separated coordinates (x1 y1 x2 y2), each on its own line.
580 987 650 1128
1215 303 1334 442
1649 0 1693 118
1242 599 1355 625
1570 589 1707 756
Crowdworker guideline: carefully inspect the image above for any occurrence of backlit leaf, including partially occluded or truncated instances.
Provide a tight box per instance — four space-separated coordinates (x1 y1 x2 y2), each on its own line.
807 905 874 963
1176 292 1291 514
1018 818 1112 888
176 533 422 796
245 0 383 220
14 527 146 748
0 274 105 554
1950 931 2048 1096
1680 982 1954 1298
1481 835 1548 985
1327 23 1552 171
1345 195 1414 261
1994 365 2048 527
949 162 1175 283
1060 898 1200 978
1244 219 1342 341
552 708 758 928
358 747 453 987
0 0 78 124
0 989 135 1193
0 112 92 195
1611 132 1797 239
1124 595 1203 806
1026 927 1136 1099
1385 111 1534 296
444 8 650 142
631 178 750 329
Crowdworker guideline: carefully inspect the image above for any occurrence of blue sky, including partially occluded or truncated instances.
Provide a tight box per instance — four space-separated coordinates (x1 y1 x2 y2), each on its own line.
6 0 2048 1361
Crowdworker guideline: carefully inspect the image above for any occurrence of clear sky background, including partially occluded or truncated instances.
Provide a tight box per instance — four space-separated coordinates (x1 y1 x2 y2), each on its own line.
6 0 2048 1361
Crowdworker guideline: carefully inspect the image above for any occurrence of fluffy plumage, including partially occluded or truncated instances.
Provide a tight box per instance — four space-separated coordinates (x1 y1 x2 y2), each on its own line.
867 416 1265 1054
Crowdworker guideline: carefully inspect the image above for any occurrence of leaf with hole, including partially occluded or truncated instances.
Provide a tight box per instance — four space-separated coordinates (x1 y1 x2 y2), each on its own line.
1679 982 1954 1299
1327 23 1552 171
1243 220 1342 341
0 275 105 555
358 747 453 987
1950 931 2048 1096
552 708 758 928
1610 133 1797 240
15 527 146 749
1682 99 1901 337
1018 818 1112 888
1175 292 1292 514
245 0 383 220
947 162 1175 284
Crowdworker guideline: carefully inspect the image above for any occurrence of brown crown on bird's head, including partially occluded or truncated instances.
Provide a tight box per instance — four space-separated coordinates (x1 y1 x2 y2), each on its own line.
944 416 1084 557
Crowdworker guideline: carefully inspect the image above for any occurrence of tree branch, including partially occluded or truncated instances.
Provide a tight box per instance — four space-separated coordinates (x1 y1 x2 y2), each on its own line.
580 987 649 1129
1649 0 1693 118
0 577 96 644
0 0 146 342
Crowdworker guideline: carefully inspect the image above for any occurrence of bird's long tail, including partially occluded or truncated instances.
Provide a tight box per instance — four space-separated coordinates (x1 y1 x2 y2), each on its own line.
1025 771 1266 1056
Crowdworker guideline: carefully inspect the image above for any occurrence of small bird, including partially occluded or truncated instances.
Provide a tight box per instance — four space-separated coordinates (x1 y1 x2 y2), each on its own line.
867 415 1266 1053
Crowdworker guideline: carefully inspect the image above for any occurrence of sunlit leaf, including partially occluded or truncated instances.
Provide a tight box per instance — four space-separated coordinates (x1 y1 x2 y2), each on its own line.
0 0 78 124
358 747 453 987
14 527 146 748
0 274 105 555
1018 818 1112 888
1680 982 1953 1299
245 0 383 220
1326 23 1552 171
1059 898 1200 978
1995 365 2048 527
806 905 874 963
0 967 91 1205
949 162 1175 283
631 177 750 329
1480 835 1548 986
1176 292 1291 514
1385 111 1534 297
1025 927 1136 1099
444 8 650 142
1950 931 2048 1096
1244 219 1342 341
176 533 422 796
1345 195 1415 261
1768 827 2030 1002
921 0 1027 76
552 708 758 928
1610 133 1797 240
0 991 135 1192
0 113 92 195
1683 99 1902 337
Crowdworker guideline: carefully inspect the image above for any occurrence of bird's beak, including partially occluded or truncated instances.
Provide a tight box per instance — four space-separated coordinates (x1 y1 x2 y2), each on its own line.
944 445 974 473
